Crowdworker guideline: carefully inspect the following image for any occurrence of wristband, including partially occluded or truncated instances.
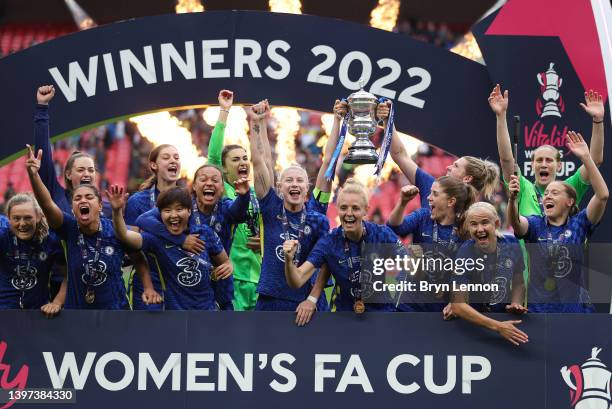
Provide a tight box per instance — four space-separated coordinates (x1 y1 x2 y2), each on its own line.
307 295 318 304
313 187 331 204
593 119 603 124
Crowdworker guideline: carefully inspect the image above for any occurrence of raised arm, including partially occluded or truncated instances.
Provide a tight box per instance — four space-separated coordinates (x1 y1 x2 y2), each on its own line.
34 85 66 201
208 89 233 166
567 132 609 224
107 185 144 249
388 185 419 226
25 145 64 229
247 103 273 199
283 239 318 288
314 99 347 193
488 84 515 182
578 90 605 182
507 175 529 237
225 177 251 224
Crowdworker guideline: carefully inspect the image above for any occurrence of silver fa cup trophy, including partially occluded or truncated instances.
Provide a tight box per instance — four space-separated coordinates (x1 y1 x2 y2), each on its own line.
537 62 563 118
343 84 379 165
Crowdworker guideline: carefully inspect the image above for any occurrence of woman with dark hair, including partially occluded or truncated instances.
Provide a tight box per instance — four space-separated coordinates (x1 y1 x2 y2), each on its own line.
110 185 233 310
0 193 67 316
388 176 477 312
34 85 153 304
124 143 181 310
25 145 161 309
508 132 608 313
205 89 263 310
135 164 251 310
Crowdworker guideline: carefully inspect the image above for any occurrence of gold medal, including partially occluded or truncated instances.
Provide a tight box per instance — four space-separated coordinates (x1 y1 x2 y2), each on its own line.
544 277 556 292
353 299 365 314
85 289 95 304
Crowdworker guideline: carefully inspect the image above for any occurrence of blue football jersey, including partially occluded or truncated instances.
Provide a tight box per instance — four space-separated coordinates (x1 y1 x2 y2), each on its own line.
307 221 401 312
0 227 64 309
452 235 524 312
54 212 128 309
520 209 595 313
140 225 224 310
258 188 330 303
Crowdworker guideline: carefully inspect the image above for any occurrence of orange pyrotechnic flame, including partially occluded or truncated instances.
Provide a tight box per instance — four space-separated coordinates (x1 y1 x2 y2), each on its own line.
269 0 301 14
202 106 251 159
271 107 300 172
451 32 484 64
369 0 400 32
175 0 204 13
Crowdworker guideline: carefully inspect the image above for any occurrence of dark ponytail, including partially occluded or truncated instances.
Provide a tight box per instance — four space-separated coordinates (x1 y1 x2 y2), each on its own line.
437 176 477 237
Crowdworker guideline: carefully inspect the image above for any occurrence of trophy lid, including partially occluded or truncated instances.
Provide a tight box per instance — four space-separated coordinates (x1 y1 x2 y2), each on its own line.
347 79 378 104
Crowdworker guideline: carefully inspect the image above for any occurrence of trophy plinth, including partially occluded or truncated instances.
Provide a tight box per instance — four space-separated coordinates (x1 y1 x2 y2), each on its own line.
343 85 379 166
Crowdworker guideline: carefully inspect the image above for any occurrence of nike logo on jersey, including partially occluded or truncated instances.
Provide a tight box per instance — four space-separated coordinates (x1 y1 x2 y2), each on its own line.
165 244 175 249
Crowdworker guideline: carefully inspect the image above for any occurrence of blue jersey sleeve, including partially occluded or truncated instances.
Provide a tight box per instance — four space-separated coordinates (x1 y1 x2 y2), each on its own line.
388 208 424 238
506 236 525 278
573 209 595 238
198 226 232 310
415 168 435 208
46 233 66 265
452 242 474 285
225 192 250 224
54 211 78 240
0 215 8 229
135 208 186 247
521 216 542 242
124 196 143 226
306 194 328 215
306 234 330 269
0 226 10 250
139 232 160 253
34 105 68 209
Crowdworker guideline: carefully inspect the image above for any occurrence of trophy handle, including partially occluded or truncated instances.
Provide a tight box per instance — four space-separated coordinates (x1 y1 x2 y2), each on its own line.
561 365 583 407
537 72 545 87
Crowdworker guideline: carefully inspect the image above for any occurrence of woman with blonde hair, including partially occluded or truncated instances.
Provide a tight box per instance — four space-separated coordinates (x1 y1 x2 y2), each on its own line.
0 193 67 316
445 201 528 346
284 178 404 315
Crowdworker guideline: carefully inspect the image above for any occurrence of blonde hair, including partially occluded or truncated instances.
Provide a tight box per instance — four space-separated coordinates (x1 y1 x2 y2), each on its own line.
462 156 500 201
279 163 309 184
463 201 504 239
533 145 561 162
338 178 368 207
6 193 49 243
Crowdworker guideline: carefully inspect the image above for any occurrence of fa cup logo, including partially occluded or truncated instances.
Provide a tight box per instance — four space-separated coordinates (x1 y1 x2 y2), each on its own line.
536 62 565 118
561 347 611 409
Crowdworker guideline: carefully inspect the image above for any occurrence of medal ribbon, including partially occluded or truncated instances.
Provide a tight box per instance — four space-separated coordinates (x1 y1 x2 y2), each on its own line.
344 225 367 302
281 206 307 265
11 235 32 309
77 223 103 298
374 97 394 178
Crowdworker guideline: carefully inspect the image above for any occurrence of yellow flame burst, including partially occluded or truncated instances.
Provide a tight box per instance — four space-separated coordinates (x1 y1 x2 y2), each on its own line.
130 112 206 179
271 107 300 172
369 0 400 32
175 0 204 13
269 0 301 14
451 32 484 64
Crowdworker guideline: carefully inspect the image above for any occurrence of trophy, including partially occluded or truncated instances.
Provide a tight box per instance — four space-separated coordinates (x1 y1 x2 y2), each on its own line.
343 83 379 165
537 62 563 118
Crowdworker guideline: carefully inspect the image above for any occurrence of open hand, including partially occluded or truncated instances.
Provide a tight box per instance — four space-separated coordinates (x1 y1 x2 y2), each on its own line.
295 298 316 326
105 184 128 211
213 261 233 280
566 131 590 162
488 84 508 116
183 234 205 254
580 89 604 122
496 320 529 346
